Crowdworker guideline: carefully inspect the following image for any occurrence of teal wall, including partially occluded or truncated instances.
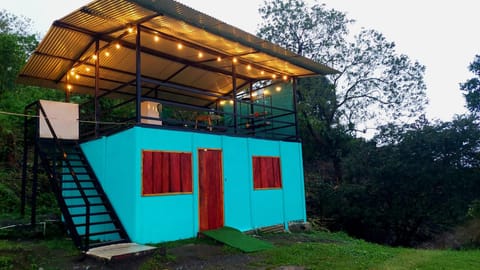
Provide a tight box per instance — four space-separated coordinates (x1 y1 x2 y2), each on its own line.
81 127 306 244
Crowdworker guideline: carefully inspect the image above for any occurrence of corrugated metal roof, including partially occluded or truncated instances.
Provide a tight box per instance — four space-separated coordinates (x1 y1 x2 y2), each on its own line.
18 0 337 106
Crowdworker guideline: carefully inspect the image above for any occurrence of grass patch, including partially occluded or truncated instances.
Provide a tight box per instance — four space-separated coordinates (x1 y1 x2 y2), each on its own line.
258 232 480 270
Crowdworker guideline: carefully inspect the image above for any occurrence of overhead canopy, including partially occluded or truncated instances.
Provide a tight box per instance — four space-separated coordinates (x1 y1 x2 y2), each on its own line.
18 0 337 107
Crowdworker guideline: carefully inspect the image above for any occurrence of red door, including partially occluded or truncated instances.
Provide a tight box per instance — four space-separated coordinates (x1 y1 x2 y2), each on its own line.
198 149 224 231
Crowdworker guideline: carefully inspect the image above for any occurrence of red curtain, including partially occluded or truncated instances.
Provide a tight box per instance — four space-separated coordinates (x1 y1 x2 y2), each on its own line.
142 151 193 195
253 156 282 189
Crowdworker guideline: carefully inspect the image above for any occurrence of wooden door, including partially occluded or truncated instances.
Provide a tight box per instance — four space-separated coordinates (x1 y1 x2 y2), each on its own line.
198 149 224 231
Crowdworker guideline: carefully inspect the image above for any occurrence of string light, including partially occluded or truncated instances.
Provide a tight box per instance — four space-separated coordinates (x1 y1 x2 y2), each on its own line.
128 27 134 33
198 52 204 58
105 51 110 57
154 36 160 42
217 56 222 62
177 43 183 50
264 89 270 95
220 100 226 106
283 75 288 81
247 64 252 70
86 67 91 72
92 54 98 61
115 43 121 49
229 100 234 105
70 70 75 76
276 86 282 92
67 84 72 91
252 92 258 97
261 70 265 75
272 74 277 79
75 74 80 80
232 57 238 64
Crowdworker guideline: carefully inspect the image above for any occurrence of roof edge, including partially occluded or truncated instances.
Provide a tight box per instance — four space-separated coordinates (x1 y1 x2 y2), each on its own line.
129 0 338 75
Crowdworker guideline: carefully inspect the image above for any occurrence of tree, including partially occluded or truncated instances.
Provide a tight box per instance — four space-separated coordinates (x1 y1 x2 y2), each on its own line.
0 10 39 167
257 0 427 133
328 115 480 246
460 55 480 115
0 9 38 93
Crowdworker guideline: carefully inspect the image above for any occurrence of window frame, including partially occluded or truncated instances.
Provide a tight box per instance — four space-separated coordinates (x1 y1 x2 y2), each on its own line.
141 150 193 196
252 156 282 190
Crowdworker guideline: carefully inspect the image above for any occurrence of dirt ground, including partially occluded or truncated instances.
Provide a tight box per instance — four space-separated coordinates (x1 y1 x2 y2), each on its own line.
1 233 312 270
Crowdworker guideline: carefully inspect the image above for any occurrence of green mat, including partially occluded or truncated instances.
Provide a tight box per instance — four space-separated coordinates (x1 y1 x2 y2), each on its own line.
202 226 273 253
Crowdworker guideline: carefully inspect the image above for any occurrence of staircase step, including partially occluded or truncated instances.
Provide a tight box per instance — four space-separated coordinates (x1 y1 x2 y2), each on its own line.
60 172 90 175
63 194 103 200
62 187 97 191
76 220 117 227
67 203 105 208
81 229 122 237
62 180 94 183
71 211 111 218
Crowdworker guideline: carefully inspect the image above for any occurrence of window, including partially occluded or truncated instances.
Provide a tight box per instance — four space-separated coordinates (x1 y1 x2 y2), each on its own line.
252 156 282 189
142 151 193 195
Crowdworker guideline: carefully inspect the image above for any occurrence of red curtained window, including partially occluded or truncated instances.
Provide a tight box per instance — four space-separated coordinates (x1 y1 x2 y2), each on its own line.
142 151 193 195
252 156 282 189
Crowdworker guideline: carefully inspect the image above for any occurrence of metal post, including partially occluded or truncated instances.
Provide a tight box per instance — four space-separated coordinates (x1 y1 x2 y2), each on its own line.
136 25 142 124
20 110 29 217
249 82 255 135
232 63 238 133
31 139 39 227
94 40 100 137
292 77 300 141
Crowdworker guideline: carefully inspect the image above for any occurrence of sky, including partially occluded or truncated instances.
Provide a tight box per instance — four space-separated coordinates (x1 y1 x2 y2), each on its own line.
2 0 478 122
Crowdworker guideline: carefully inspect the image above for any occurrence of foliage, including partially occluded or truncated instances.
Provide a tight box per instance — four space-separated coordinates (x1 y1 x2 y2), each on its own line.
0 10 38 94
461 55 480 115
258 0 427 132
315 115 480 246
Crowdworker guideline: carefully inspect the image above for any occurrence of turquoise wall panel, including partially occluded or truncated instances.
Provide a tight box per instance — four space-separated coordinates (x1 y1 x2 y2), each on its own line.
81 128 138 241
252 190 285 227
247 138 280 156
134 127 197 243
280 142 307 222
222 136 252 231
136 195 196 243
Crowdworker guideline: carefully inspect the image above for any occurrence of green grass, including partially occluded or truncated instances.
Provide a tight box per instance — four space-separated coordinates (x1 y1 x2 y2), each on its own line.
258 232 480 270
0 230 479 269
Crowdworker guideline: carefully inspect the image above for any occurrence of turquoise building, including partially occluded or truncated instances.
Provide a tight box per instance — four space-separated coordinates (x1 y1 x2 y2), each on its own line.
19 0 336 251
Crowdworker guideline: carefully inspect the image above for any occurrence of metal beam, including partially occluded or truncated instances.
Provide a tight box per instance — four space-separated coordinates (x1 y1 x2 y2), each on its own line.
136 24 142 124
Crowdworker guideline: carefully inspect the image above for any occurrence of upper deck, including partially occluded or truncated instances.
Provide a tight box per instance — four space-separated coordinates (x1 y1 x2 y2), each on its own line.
17 0 337 141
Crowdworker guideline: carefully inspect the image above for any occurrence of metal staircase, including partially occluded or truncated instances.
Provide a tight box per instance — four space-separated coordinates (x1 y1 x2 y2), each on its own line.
22 101 130 252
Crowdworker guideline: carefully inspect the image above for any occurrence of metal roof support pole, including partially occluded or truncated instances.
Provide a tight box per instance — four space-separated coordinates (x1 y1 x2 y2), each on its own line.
30 136 39 227
292 77 300 141
94 40 100 137
232 63 238 134
136 25 142 124
249 82 256 136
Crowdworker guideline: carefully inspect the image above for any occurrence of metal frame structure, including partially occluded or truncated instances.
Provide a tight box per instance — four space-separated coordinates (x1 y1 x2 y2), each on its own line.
17 0 337 143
